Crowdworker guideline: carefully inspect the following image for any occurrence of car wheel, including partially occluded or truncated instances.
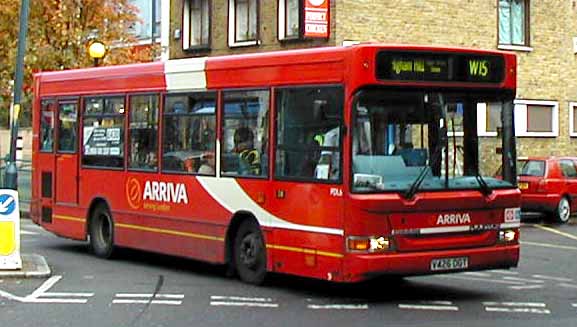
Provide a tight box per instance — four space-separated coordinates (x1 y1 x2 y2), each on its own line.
233 220 267 285
553 197 571 224
89 204 115 258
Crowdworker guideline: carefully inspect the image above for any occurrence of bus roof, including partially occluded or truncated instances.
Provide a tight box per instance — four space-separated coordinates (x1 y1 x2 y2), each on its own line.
34 43 516 98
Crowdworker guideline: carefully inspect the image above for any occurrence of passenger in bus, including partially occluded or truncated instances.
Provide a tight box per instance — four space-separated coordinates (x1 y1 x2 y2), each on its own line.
314 126 340 180
198 152 215 174
233 127 261 176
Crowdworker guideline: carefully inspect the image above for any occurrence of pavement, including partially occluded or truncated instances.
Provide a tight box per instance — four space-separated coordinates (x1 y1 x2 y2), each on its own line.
0 254 51 278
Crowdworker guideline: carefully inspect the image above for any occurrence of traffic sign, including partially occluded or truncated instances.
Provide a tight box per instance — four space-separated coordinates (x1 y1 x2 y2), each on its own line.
0 189 22 270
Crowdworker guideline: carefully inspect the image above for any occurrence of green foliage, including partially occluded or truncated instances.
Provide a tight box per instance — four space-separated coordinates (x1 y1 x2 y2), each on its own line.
0 0 154 128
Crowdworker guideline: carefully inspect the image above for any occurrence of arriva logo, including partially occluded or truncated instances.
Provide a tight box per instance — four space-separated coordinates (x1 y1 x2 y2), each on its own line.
143 181 189 204
436 213 471 225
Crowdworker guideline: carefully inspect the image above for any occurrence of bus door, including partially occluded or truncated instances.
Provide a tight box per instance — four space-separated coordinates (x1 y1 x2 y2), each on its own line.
36 99 57 222
54 99 79 204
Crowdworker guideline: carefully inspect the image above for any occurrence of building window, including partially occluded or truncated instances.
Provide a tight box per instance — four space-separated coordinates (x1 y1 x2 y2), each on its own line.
478 100 557 137
131 0 161 40
82 96 126 168
498 0 529 47
128 94 159 171
569 102 577 137
162 92 216 174
278 0 301 40
183 0 210 50
221 90 269 177
228 0 259 47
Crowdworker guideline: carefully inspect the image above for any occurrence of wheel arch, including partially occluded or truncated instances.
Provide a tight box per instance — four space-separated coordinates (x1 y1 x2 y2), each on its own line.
85 197 111 237
224 210 263 268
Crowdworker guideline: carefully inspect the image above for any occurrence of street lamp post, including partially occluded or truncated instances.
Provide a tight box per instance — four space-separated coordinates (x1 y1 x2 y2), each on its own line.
88 40 107 67
4 0 30 190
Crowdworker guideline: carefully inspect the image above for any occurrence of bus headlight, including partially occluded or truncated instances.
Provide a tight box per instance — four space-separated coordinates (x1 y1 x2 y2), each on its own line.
347 236 392 253
498 229 518 243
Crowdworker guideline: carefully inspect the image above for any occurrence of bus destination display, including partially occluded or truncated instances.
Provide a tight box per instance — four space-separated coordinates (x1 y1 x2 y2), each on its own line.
376 51 505 84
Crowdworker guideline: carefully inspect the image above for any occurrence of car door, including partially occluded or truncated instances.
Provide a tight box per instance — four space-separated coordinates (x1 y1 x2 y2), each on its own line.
559 159 577 205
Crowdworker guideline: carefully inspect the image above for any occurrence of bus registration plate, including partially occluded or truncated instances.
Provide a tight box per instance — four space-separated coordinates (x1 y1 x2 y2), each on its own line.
430 257 468 271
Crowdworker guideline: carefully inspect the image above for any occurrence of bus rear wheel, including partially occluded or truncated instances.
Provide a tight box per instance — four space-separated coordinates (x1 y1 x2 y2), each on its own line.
89 204 115 259
233 220 267 285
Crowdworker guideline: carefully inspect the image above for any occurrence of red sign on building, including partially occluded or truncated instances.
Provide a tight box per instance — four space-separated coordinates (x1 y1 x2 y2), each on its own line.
304 0 330 39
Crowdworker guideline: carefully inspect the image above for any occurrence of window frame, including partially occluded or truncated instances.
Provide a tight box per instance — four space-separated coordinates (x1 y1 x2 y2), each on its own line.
278 0 302 41
273 84 344 184
161 91 217 175
182 0 211 51
81 95 127 170
127 93 160 172
220 88 270 179
477 99 558 137
569 102 577 137
228 0 260 48
497 0 531 50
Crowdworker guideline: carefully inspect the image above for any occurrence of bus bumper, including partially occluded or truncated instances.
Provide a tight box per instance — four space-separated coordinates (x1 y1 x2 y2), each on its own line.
342 244 519 282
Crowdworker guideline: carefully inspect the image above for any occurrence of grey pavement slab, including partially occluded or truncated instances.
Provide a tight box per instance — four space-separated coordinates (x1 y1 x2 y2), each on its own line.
0 254 51 278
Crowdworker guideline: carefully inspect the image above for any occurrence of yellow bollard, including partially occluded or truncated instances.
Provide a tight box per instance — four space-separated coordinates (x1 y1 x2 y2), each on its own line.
0 221 16 255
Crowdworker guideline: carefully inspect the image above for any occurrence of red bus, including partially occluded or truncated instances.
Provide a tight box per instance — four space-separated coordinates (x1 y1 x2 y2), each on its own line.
30 44 521 284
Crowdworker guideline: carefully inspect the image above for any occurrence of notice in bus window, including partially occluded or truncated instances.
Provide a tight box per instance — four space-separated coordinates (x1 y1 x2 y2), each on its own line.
83 126 122 156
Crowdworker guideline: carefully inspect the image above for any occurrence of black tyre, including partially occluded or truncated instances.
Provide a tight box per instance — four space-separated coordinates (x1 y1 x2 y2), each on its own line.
233 220 267 285
89 204 115 258
552 197 571 224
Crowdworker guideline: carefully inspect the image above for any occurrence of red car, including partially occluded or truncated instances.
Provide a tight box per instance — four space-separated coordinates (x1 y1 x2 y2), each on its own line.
516 156 577 223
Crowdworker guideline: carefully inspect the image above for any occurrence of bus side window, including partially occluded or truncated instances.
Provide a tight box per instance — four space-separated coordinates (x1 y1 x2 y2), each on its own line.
128 94 159 171
275 86 344 181
221 90 269 178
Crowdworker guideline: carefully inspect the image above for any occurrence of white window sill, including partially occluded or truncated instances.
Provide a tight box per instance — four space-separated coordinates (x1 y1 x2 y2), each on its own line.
498 44 533 52
516 132 558 137
228 40 260 48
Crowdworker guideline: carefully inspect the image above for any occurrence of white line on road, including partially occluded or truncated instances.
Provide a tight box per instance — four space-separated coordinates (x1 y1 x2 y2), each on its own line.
210 295 273 302
20 230 38 235
40 292 94 297
398 304 459 311
115 293 184 299
307 304 368 310
462 272 492 277
502 276 545 284
436 275 525 285
485 307 551 314
534 224 577 241
483 302 546 307
531 274 573 282
520 241 577 251
558 283 577 289
210 301 279 308
28 276 62 299
113 300 182 305
572 303 577 308
508 285 544 290
488 270 519 275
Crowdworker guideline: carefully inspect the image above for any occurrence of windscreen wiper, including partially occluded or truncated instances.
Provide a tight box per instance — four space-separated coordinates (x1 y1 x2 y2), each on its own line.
403 144 443 200
475 173 493 196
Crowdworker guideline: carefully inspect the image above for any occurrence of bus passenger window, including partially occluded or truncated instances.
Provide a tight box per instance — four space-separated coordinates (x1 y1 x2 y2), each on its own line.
128 94 159 171
275 86 343 182
40 100 55 152
221 90 269 178
82 96 125 168
162 92 216 174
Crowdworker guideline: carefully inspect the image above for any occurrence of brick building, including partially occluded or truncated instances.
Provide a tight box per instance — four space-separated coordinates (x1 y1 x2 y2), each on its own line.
164 0 577 174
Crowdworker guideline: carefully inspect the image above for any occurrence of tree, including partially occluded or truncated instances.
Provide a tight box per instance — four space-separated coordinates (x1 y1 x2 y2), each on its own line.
0 0 154 128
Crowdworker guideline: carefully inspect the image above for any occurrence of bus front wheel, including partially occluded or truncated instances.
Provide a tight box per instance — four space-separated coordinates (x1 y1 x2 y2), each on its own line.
233 220 267 285
89 204 115 259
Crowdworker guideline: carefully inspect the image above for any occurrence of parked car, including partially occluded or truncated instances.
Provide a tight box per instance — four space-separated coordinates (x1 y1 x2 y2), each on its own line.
512 156 577 223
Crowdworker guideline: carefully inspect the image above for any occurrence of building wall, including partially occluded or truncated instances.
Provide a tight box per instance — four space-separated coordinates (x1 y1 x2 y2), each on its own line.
168 0 577 174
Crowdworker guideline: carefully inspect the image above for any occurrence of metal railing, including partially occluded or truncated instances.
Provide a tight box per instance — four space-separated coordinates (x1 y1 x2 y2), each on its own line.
0 157 31 214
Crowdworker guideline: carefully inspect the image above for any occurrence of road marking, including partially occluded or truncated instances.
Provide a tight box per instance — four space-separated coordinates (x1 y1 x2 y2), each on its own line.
572 303 577 308
210 295 278 308
502 276 545 284
488 270 519 275
307 304 369 310
0 275 93 304
113 293 183 305
508 285 544 290
558 283 577 289
520 241 577 251
20 230 38 235
483 302 550 315
534 224 577 241
463 272 492 277
398 301 458 311
531 274 573 282
437 275 525 285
